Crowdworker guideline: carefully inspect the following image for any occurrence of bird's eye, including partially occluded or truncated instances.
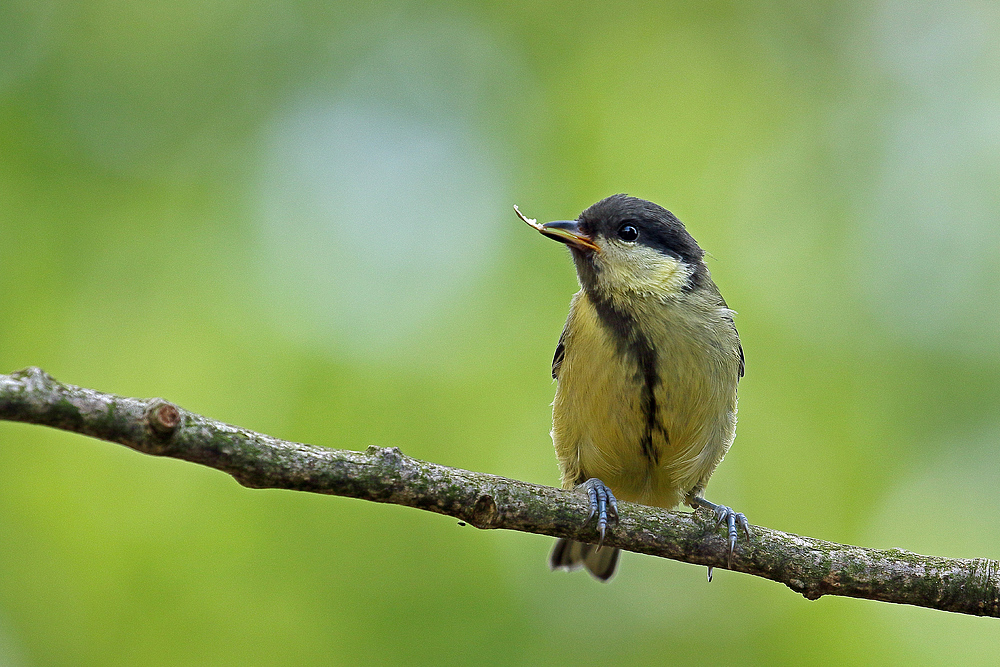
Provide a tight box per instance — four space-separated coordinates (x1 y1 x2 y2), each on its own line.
617 224 639 242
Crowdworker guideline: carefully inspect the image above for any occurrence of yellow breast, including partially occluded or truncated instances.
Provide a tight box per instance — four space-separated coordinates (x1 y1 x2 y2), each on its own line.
550 290 739 509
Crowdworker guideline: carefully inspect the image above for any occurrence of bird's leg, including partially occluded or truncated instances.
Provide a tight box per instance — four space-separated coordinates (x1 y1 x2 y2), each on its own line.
688 495 750 575
578 478 619 548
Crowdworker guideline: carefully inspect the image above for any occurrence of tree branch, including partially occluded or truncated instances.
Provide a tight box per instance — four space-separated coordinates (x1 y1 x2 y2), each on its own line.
1 367 997 616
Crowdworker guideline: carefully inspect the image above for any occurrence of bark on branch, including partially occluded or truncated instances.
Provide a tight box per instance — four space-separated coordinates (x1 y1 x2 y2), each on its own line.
1 367 997 616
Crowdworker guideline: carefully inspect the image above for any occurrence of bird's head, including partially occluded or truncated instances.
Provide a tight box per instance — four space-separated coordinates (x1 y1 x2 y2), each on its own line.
519 194 707 303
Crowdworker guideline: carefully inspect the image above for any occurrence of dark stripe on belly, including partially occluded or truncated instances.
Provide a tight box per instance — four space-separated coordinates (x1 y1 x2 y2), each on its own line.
588 294 667 465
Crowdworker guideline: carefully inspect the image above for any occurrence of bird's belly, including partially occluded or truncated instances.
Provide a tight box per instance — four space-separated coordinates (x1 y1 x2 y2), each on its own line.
556 371 709 509
550 299 738 509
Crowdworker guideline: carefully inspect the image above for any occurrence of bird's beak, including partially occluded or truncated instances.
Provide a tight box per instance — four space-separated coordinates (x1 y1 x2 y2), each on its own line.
514 205 600 253
539 220 601 253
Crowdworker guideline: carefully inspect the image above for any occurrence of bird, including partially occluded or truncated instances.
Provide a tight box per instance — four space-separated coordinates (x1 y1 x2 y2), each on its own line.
516 194 749 582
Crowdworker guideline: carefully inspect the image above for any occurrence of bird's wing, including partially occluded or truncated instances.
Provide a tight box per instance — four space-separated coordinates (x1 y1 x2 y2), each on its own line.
718 291 745 380
552 325 567 380
725 315 744 380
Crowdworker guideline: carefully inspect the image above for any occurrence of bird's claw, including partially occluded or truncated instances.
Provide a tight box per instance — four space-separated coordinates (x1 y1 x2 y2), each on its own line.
582 478 619 548
711 504 750 566
689 496 750 579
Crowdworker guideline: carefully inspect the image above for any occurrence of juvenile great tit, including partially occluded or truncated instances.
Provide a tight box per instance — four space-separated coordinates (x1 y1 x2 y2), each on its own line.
518 194 748 582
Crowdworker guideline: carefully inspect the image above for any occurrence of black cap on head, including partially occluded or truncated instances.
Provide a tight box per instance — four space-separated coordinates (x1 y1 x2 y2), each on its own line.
578 194 704 265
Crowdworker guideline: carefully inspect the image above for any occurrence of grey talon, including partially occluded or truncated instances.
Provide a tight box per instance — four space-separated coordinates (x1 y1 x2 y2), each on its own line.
689 496 750 571
582 478 619 545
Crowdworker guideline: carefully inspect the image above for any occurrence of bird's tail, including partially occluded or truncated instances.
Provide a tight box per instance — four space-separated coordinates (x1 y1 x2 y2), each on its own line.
549 538 620 582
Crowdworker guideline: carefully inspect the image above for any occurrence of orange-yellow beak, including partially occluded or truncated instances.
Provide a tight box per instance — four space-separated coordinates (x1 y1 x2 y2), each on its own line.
514 205 600 253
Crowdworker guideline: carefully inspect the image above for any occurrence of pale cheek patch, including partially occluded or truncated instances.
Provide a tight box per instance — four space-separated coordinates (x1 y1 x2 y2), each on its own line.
596 244 693 302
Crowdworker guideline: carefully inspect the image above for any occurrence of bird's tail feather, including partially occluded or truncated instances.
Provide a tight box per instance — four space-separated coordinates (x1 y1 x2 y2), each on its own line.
549 538 620 582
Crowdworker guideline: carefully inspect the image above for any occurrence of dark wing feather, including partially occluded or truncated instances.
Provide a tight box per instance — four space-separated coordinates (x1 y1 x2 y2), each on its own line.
728 317 744 380
552 326 567 380
718 292 744 380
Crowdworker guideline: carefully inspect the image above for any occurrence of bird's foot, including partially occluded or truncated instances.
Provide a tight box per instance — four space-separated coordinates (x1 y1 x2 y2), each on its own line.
579 478 619 548
689 496 750 579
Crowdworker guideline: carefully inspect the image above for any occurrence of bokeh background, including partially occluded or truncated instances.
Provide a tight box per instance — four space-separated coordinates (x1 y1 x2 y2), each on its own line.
3 0 1000 664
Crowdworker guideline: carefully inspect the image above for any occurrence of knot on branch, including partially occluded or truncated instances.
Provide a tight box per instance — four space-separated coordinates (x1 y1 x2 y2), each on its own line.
146 399 181 436
795 581 826 600
366 445 403 461
13 366 54 388
471 493 499 528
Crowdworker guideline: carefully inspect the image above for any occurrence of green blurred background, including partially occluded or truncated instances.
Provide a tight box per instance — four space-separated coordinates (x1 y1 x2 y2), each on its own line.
3 0 1000 664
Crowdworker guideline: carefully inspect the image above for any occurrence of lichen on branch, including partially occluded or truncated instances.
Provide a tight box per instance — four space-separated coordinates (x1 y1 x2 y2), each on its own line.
1 367 998 617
